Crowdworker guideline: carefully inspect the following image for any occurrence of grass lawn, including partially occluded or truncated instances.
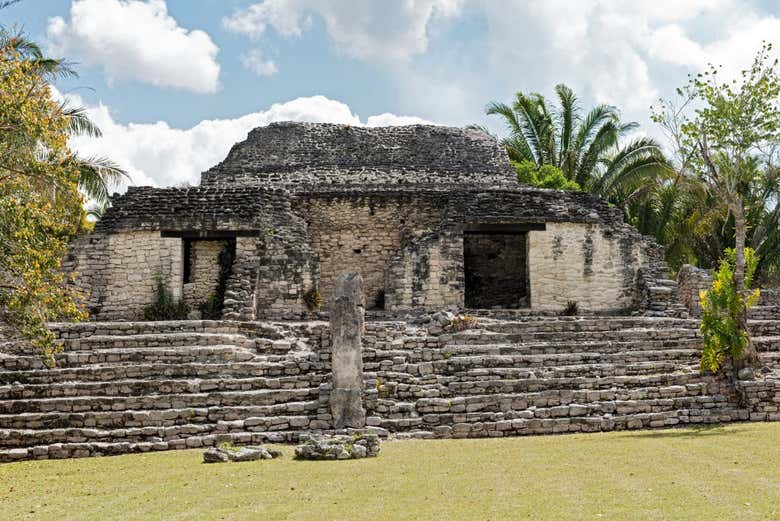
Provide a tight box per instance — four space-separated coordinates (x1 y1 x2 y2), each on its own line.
2 423 780 521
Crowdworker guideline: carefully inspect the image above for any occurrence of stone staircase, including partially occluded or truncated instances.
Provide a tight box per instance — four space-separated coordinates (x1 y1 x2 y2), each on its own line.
2 314 780 462
0 321 329 462
361 316 780 438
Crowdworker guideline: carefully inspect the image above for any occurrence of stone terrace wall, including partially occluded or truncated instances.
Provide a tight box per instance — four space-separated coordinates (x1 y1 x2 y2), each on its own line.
299 197 445 308
299 186 668 314
68 186 317 321
200 122 517 188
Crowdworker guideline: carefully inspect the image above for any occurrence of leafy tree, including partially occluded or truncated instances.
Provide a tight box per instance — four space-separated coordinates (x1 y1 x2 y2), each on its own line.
0 27 126 361
654 43 780 368
4 30 128 207
515 160 580 190
700 248 761 372
485 84 670 203
655 43 780 292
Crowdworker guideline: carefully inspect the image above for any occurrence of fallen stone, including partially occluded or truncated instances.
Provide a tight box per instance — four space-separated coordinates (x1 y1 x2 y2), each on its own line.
203 445 283 464
294 433 380 461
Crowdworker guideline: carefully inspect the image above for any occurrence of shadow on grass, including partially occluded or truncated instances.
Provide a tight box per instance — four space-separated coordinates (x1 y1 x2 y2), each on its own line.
613 424 736 440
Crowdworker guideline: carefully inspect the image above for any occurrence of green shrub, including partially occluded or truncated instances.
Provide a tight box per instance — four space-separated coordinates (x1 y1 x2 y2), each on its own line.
515 160 580 191
561 301 579 316
143 274 189 321
303 287 323 311
699 248 760 372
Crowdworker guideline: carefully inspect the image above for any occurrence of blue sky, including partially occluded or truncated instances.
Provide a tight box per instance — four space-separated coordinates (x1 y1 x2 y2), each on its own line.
3 0 780 187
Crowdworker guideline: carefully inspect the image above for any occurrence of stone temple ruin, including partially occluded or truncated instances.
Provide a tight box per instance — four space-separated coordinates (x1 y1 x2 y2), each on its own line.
1 122 779 462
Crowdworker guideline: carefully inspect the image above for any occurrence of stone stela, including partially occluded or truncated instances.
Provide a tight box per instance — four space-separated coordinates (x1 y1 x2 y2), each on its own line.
329 273 367 429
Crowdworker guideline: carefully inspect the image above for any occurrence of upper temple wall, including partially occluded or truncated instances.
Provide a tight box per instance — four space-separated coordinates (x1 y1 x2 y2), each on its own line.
199 122 517 187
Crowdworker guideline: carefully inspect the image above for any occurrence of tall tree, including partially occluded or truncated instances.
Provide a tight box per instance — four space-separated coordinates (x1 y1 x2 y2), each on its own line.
0 26 126 360
5 31 127 207
654 43 780 369
485 84 670 204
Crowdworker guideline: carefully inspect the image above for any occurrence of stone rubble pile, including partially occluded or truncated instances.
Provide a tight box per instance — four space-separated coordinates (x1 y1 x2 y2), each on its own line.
203 444 283 463
294 433 380 460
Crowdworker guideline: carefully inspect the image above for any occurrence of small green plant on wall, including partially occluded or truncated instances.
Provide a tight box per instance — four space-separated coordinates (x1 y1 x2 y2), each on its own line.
699 248 760 373
143 273 189 321
303 287 323 311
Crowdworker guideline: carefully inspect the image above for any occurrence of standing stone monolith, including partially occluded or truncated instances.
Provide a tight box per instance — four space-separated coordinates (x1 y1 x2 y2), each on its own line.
329 272 366 429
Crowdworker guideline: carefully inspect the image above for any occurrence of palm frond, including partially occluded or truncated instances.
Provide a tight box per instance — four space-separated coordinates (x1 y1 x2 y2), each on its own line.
61 104 102 138
76 156 130 206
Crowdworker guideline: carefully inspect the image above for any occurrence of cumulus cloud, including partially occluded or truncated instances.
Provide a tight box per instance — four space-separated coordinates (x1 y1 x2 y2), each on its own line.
222 0 463 62
240 49 278 77
59 92 433 188
47 0 220 93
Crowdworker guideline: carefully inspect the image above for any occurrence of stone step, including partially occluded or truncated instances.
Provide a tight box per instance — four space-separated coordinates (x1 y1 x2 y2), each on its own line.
1 346 267 371
389 383 721 415
0 360 313 385
59 332 255 351
0 429 305 462
441 328 701 346
0 401 320 431
374 396 739 432
365 342 704 364
373 351 699 376
49 320 242 340
443 360 693 379
0 387 319 415
478 317 697 333
372 371 718 401
0 415 327 449
386 406 749 439
0 375 320 400
749 321 780 337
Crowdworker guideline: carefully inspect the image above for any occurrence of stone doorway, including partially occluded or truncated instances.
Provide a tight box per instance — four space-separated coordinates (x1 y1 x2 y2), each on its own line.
463 232 529 309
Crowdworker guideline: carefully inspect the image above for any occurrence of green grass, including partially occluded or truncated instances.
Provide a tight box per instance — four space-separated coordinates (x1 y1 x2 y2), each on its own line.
2 423 780 520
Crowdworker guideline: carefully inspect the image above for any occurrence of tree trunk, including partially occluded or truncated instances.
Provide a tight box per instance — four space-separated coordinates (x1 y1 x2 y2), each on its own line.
733 198 746 292
732 197 759 371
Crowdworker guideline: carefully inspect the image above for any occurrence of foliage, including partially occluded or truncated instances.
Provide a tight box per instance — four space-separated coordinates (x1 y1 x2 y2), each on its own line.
303 287 323 311
699 248 760 373
200 242 236 320
485 83 670 204
0 28 89 360
143 274 189 321
449 314 479 331
652 43 780 285
561 301 579 316
515 160 580 190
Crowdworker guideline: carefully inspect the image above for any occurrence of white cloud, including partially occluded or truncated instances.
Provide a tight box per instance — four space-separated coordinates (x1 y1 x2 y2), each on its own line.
223 0 464 62
47 0 220 93
366 113 432 127
241 49 278 77
59 92 434 188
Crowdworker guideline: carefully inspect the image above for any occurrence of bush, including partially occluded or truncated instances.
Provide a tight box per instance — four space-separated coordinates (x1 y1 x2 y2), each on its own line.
450 315 479 331
143 274 189 321
515 160 580 191
699 248 760 372
561 301 579 316
303 287 323 311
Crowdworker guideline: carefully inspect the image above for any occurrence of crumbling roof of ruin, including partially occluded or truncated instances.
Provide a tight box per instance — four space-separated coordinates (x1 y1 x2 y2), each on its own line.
96 186 292 233
199 122 517 187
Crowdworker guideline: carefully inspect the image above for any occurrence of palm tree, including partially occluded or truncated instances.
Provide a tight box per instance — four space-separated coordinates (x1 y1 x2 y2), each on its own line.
485 84 670 205
3 29 129 209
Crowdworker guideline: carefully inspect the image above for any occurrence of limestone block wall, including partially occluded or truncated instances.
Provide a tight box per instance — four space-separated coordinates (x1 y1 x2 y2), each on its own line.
527 222 647 312
384 230 463 310
98 231 183 320
301 198 442 308
182 240 227 310
677 264 712 317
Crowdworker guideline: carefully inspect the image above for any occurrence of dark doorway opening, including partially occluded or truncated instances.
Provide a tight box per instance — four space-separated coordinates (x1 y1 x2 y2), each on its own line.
464 232 529 309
